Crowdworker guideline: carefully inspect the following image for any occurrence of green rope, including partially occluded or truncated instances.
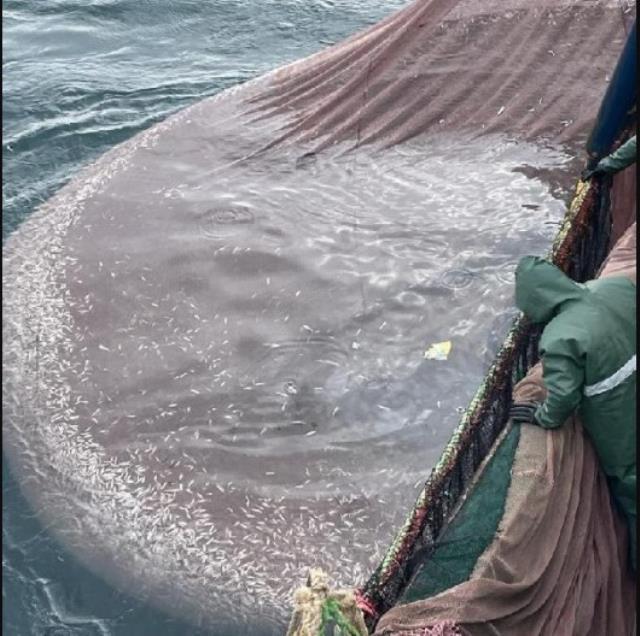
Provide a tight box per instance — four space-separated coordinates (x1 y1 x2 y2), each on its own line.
319 597 364 636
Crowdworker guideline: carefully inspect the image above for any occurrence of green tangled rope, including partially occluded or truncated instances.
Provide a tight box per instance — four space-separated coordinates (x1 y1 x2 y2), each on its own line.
286 568 369 636
319 597 365 636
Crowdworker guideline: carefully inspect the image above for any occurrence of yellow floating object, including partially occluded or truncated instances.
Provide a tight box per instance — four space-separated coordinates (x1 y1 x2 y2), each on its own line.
424 340 452 361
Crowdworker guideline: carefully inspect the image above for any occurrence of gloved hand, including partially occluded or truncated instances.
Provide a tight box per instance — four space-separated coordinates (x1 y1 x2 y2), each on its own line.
580 167 602 181
508 401 541 425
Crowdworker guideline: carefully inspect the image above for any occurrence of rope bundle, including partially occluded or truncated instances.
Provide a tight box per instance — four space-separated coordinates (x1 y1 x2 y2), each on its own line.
286 568 369 636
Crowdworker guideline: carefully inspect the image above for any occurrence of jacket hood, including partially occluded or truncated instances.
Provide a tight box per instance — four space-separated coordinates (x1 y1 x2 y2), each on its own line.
514 256 586 323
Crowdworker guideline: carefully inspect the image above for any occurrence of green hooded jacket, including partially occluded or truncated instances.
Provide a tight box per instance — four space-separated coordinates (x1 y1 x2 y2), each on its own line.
515 256 636 560
596 134 636 174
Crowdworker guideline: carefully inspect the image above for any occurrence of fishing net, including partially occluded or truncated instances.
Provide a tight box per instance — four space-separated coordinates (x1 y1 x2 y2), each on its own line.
357 142 631 626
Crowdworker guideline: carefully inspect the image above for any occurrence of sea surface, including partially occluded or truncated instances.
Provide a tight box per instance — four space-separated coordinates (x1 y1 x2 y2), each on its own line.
3 1 574 635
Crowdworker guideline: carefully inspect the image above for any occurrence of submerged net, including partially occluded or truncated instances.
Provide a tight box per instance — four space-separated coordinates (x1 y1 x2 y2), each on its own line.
357 154 625 625
259 9 636 629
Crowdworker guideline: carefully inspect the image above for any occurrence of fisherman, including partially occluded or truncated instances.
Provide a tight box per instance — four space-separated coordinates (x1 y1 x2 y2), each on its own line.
508 256 637 571
581 134 636 180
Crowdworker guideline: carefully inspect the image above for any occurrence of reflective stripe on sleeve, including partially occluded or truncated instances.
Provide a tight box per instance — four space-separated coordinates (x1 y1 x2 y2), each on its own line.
584 354 636 397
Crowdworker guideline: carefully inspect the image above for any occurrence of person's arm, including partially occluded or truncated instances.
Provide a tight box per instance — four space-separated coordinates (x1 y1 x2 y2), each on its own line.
582 135 636 180
596 135 636 174
534 336 585 429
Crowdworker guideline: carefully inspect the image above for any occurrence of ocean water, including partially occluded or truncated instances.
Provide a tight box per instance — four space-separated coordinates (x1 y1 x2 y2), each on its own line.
3 3 408 634
3 1 575 635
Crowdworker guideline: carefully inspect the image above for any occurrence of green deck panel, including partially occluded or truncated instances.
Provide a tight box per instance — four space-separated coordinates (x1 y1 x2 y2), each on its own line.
398 424 521 604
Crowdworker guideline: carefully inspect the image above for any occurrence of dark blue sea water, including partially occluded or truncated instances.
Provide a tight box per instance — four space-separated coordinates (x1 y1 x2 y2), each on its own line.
2 2 406 633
